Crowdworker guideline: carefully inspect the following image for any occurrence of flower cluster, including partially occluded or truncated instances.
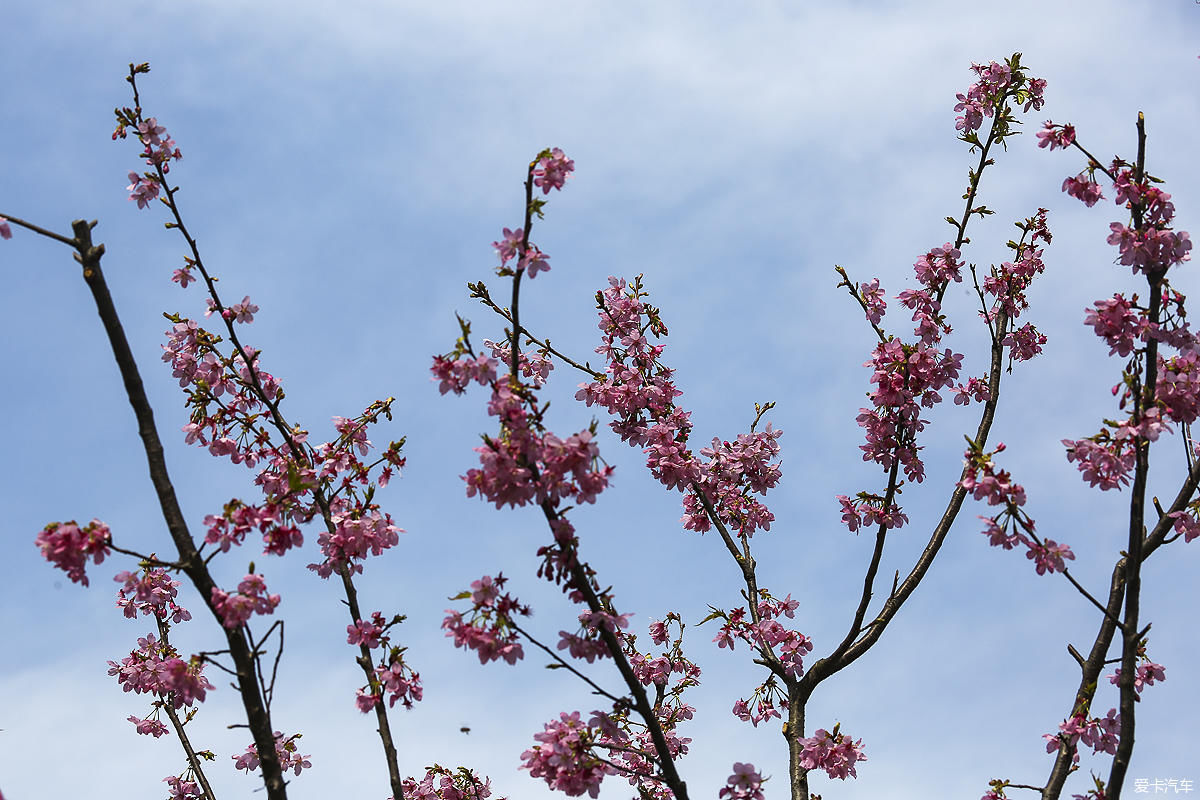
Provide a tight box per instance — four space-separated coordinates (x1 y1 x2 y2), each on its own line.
960 442 1026 507
347 611 423 712
558 608 633 664
846 62 1048 541
840 211 1047 534
708 594 811 730
128 712 170 738
489 148 574 281
478 609 698 799
1157 350 1200 425
1166 509 1200 543
836 492 909 532
1084 294 1146 358
1061 433 1136 492
107 633 214 708
520 711 614 798
372 652 423 711
598 616 699 797
984 209 1051 324
1063 172 1104 207
856 336 962 483
348 612 388 649
713 593 811 684
1043 708 1121 760
132 116 183 170
162 316 281 468
126 172 160 209
399 765 506 800
210 573 281 628
255 402 405 515
533 147 575 194
113 113 183 209
202 499 297 554
682 425 783 536
797 726 868 780
492 227 551 278
576 276 784 537
1004 323 1048 363
431 353 498 396
443 574 531 666
461 381 613 510
114 566 191 623
961 442 1077 576
1108 661 1166 695
233 731 311 777
860 278 887 324
1036 121 1076 151
1107 222 1193 275
174 340 399 525
35 519 112 586
954 376 992 406
205 295 258 324
719 763 766 800
913 243 964 288
307 499 402 578
954 60 1026 133
483 338 554 388
1044 135 1196 493
163 775 203 799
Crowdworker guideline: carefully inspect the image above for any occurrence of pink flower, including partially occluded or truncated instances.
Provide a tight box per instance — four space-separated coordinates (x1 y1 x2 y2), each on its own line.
0 216 11 240
1062 174 1105 207
228 295 258 324
171 267 195 288
355 688 380 713
115 567 191 623
128 714 169 738
1108 662 1166 694
401 766 501 800
233 732 311 777
798 727 867 780
533 147 575 194
1063 437 1134 491
431 353 499 396
444 574 531 666
719 763 765 800
211 573 281 628
860 279 887 324
493 227 524 266
35 519 112 586
347 617 385 649
1036 122 1075 150
1107 223 1193 274
376 657 423 709
159 657 215 707
1085 294 1145 357
1167 511 1200 543
126 172 161 209
1027 539 1075 575
954 377 991 406
1003 323 1047 363
520 711 613 797
913 243 963 287
307 504 402 578
164 776 203 799
520 245 551 278
137 117 167 144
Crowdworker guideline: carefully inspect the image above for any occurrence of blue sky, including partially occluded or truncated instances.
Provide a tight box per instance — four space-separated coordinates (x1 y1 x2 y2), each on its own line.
2 2 1199 798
